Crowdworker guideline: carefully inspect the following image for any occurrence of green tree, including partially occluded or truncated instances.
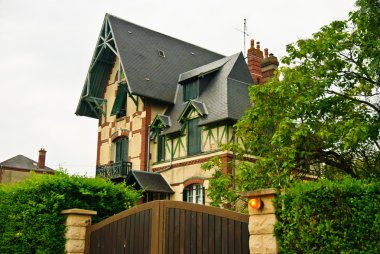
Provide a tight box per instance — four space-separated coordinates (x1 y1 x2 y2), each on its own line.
0 171 141 254
203 0 379 208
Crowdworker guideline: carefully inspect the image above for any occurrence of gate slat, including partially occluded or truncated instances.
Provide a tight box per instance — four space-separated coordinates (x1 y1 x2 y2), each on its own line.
87 201 249 254
222 217 228 254
129 213 135 253
179 209 186 254
190 211 196 254
202 213 209 254
208 214 215 254
143 210 151 254
196 212 202 254
174 209 180 253
228 219 235 254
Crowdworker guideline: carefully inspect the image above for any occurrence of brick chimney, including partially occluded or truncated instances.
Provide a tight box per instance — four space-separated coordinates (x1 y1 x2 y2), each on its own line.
247 39 264 84
247 39 279 84
38 148 46 169
261 52 279 83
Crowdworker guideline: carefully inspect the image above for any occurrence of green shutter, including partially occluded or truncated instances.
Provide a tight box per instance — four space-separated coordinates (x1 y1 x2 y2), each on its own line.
115 140 122 162
157 135 165 162
121 138 128 161
188 118 201 155
115 138 128 162
183 79 199 101
111 84 128 116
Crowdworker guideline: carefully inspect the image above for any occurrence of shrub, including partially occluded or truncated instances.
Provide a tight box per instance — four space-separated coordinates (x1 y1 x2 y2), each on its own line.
274 178 380 253
0 171 141 254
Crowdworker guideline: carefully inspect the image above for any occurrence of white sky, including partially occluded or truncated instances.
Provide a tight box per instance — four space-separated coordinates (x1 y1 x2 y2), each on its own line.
0 0 356 177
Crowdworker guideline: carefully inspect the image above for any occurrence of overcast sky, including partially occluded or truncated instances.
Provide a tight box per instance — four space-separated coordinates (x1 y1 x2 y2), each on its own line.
0 0 356 177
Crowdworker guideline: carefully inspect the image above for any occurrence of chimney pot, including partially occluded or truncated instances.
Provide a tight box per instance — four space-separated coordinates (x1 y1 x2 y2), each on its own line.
250 39 255 47
38 148 46 169
264 48 269 59
256 41 260 49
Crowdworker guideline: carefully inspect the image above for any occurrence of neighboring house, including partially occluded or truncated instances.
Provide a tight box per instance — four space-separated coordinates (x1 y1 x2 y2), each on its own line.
0 149 54 184
76 14 278 205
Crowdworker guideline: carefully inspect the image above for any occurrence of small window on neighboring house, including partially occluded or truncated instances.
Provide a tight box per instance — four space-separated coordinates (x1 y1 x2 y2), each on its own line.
157 135 166 162
183 184 205 204
187 118 201 155
183 79 199 101
115 137 128 163
111 83 128 118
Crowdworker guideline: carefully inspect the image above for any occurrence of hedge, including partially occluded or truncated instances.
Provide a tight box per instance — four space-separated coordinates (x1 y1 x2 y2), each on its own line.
274 178 380 253
0 171 141 254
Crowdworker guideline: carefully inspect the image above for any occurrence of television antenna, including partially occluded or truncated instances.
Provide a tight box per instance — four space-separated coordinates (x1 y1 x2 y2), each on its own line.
235 18 251 58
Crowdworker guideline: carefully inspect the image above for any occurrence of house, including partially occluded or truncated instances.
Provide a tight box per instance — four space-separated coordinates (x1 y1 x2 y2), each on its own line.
0 149 54 184
76 14 278 205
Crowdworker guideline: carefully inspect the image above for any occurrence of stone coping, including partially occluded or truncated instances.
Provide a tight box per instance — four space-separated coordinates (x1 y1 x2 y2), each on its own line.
61 208 97 215
241 188 278 198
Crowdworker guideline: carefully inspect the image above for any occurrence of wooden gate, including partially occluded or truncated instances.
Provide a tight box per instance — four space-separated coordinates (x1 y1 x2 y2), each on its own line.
86 200 249 254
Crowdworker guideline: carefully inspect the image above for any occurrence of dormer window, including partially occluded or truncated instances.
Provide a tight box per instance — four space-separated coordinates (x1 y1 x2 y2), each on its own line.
183 79 199 101
150 115 171 163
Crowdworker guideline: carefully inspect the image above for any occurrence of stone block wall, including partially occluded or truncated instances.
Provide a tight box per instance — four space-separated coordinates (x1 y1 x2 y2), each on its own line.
61 209 97 254
243 189 278 254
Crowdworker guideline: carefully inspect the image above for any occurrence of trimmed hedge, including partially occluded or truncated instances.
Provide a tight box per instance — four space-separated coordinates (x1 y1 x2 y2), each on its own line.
0 172 141 254
274 178 380 253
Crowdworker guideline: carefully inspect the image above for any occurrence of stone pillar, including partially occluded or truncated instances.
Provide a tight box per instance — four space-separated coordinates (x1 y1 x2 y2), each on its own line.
243 189 278 254
61 208 97 254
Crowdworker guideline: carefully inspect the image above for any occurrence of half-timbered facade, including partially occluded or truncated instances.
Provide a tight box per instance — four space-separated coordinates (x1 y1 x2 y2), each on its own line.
76 14 278 205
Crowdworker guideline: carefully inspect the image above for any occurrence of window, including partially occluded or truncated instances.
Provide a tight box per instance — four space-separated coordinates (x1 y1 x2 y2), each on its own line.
157 135 165 162
111 83 128 118
187 118 201 155
115 137 128 162
183 184 204 204
183 79 199 101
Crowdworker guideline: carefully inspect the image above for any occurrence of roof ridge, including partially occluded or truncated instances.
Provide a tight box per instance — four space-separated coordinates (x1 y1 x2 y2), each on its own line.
107 13 225 58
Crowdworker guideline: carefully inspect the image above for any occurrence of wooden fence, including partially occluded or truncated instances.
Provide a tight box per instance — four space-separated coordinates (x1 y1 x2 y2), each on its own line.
86 200 249 254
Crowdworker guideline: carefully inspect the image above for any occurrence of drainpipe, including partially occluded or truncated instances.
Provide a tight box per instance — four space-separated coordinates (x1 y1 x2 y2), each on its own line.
146 125 151 172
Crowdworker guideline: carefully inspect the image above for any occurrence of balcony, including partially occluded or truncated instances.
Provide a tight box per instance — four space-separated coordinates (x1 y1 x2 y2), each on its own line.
96 160 132 180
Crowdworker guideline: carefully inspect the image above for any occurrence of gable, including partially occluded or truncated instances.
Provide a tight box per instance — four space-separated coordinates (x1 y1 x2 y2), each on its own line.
162 53 253 134
76 14 225 119
178 100 208 123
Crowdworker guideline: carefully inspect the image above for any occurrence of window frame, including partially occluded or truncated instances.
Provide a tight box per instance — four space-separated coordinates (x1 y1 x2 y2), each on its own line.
183 184 205 204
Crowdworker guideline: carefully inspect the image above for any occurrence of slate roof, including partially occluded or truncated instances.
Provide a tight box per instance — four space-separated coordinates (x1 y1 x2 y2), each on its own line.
0 155 54 172
76 14 225 118
162 53 253 134
77 14 254 134
178 55 232 83
127 170 174 193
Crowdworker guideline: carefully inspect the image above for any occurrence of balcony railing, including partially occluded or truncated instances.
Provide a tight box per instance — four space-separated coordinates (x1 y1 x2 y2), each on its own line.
96 160 132 179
